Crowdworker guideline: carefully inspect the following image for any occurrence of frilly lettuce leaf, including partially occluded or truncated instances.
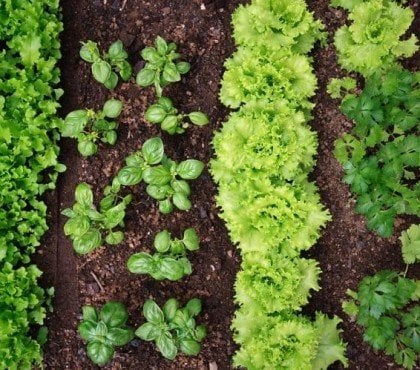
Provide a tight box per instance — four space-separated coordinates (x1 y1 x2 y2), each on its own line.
232 0 325 54
219 46 317 109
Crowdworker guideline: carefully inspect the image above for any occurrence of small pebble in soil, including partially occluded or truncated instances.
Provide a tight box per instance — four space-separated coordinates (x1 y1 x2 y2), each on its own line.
209 362 218 370
130 339 141 348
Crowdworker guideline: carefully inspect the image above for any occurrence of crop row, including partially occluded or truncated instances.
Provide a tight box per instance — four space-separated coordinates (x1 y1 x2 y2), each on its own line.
0 0 63 369
211 1 348 369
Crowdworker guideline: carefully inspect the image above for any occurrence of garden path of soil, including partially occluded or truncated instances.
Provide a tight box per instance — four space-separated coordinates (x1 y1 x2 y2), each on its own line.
35 0 419 369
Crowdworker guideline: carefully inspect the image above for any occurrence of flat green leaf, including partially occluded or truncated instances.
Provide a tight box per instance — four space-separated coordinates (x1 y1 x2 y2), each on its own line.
142 137 164 165
127 252 154 274
101 302 129 327
183 228 199 251
105 231 124 245
180 339 201 356
78 140 97 157
145 105 167 123
135 322 161 341
161 115 180 134
159 199 174 214
62 110 88 137
75 183 94 207
160 258 185 281
171 180 190 196
146 184 171 200
157 333 177 360
163 63 181 83
176 61 190 74
103 99 123 118
154 230 171 253
136 68 156 86
78 321 98 342
63 216 90 237
173 192 192 211
104 71 119 89
185 298 202 317
189 112 209 126
106 327 134 346
92 60 112 84
176 160 204 180
87 341 114 366
117 166 143 186
73 229 102 254
163 298 179 321
143 300 164 325
143 166 172 185
82 306 98 322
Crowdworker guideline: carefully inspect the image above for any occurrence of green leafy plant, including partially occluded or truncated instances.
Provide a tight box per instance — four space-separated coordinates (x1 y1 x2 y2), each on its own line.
135 298 206 360
127 228 199 281
343 271 419 369
333 68 419 237
136 36 190 97
60 99 123 156
62 182 132 254
332 0 418 76
400 224 420 265
117 137 204 213
78 302 134 366
145 96 209 134
327 77 356 99
80 40 132 89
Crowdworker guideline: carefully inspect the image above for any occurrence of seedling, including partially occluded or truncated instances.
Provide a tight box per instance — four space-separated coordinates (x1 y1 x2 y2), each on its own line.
60 99 123 156
136 36 190 96
62 182 132 254
145 96 209 134
135 298 207 360
127 228 200 281
80 40 132 89
78 302 134 366
117 137 204 213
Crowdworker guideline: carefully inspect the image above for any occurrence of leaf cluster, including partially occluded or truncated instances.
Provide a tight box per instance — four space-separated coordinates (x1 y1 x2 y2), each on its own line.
80 40 132 89
117 137 204 213
136 36 190 97
332 0 418 76
60 99 123 156
0 1 63 367
78 302 134 366
145 97 209 134
127 228 199 281
400 224 420 265
333 68 420 237
135 298 206 360
343 271 419 369
62 182 132 254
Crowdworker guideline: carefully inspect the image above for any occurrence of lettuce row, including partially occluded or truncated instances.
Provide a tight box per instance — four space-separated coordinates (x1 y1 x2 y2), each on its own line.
212 0 347 368
332 0 418 76
0 0 63 368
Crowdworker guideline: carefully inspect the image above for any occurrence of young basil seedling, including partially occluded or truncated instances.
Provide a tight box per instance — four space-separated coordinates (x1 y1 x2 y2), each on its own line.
117 137 204 213
136 36 190 97
60 99 123 156
62 182 132 254
145 96 209 134
135 298 207 360
80 40 132 89
127 228 200 281
78 301 134 366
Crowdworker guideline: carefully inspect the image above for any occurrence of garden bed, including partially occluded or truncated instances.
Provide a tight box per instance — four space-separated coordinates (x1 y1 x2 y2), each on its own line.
34 0 419 369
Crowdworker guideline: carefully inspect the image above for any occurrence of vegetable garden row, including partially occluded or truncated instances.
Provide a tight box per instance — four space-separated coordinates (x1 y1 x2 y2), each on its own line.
0 0 418 369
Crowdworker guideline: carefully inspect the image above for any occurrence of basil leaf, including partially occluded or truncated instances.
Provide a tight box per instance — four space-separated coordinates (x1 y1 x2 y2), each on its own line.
143 166 172 185
135 322 161 341
103 130 117 145
127 252 154 274
92 60 112 84
103 203 125 229
75 183 94 207
146 184 171 200
155 36 168 55
186 298 202 316
159 199 174 214
143 299 165 325
105 231 124 245
179 257 192 275
156 333 177 360
62 110 88 137
176 61 190 74
117 166 143 186
176 160 204 180
142 137 164 165
160 258 185 281
104 71 118 89
73 228 102 254
194 324 207 341
63 216 90 237
157 97 174 111
82 306 98 322
162 63 181 83
108 40 126 60
78 321 97 342
80 43 97 62
183 228 199 251
118 60 132 81
173 192 192 211
189 111 209 126
180 339 201 356
136 68 155 86
103 99 123 118
145 104 167 123
100 194 116 212
106 327 134 346
161 115 179 134
171 180 190 196
163 298 179 321
78 140 97 157
154 230 171 252
100 301 128 327
87 341 114 366
141 47 161 63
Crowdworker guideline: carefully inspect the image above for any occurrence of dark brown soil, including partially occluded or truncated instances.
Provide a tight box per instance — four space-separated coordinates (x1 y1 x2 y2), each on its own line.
35 0 419 369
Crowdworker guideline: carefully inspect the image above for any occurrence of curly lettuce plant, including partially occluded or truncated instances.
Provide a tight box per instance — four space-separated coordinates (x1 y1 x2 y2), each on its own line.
232 0 325 54
80 40 132 89
62 182 132 254
78 302 134 366
60 99 123 156
135 298 206 360
127 228 199 281
332 0 418 76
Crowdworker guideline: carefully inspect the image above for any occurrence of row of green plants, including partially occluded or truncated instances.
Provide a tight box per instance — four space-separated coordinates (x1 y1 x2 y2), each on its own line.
329 0 419 368
0 1 63 369
211 0 347 368
60 37 209 366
